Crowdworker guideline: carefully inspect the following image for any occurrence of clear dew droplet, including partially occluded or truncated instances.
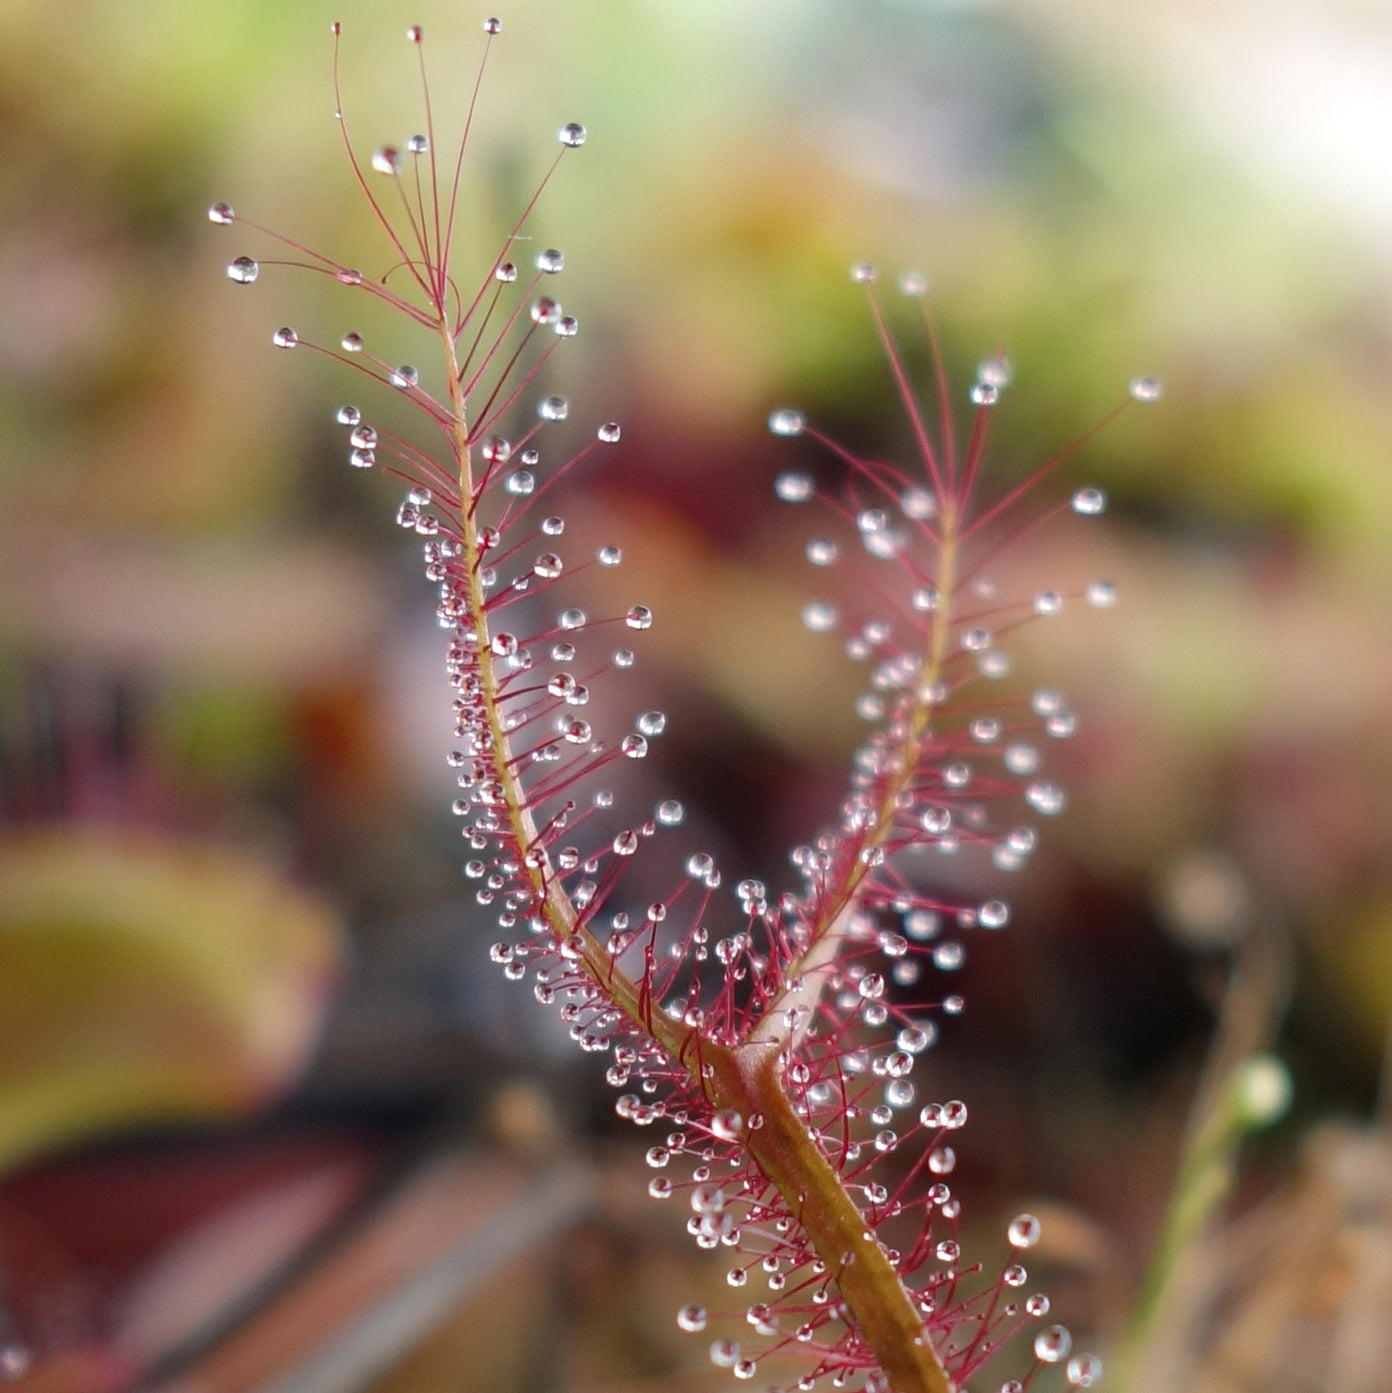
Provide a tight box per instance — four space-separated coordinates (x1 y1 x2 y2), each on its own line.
775 470 813 502
1086 579 1117 608
597 421 622 443
768 407 806 437
495 261 518 283
391 364 419 390
625 605 652 630
803 601 838 633
559 121 587 147
1008 1213 1042 1248
1034 1326 1072 1364
979 899 1010 930
208 202 235 225
226 255 259 284
637 710 667 737
656 798 685 826
677 1303 707 1333
536 247 565 274
897 269 928 297
850 262 877 284
711 1109 744 1141
340 331 363 352
1025 781 1066 816
1129 375 1163 402
538 394 569 422
407 133 428 154
1072 487 1106 516
1067 1354 1103 1388
371 145 403 176
970 382 999 406
336 404 361 426
271 326 298 349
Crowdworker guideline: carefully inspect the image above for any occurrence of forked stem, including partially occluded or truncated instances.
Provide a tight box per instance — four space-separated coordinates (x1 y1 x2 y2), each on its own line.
436 314 954 1393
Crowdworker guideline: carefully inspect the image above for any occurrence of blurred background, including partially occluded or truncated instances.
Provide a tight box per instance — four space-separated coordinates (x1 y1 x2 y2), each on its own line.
1 0 1390 1390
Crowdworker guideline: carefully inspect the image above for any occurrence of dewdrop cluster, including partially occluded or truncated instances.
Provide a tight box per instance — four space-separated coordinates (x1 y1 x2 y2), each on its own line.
213 21 1153 1393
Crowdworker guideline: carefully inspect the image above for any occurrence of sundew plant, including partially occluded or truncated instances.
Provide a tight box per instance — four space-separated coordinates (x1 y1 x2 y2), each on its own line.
213 18 1161 1393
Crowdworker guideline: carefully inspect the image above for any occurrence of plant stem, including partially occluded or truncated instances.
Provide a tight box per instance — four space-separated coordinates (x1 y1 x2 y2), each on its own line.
437 317 955 1393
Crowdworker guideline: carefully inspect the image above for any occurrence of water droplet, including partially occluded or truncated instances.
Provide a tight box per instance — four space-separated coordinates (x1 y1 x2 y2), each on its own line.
802 601 837 633
621 734 647 759
1086 579 1117 608
391 364 419 389
407 133 429 155
1034 590 1063 615
482 435 512 464
1129 376 1163 402
559 121 587 147
626 605 652 630
901 487 936 520
850 262 877 284
1008 1213 1042 1248
859 973 885 1000
935 1239 960 1263
656 799 684 826
208 202 235 225
531 297 561 325
971 382 999 406
775 471 813 502
1025 781 1066 815
533 552 563 579
483 16 502 35
613 830 639 856
978 355 1013 388
806 537 838 566
768 408 806 437
710 1338 740 1368
1034 1325 1072 1364
349 424 377 449
897 269 928 297
677 1303 707 1332
337 267 362 285
348 448 375 469
340 331 363 352
226 255 259 284
336 404 361 426
928 1146 956 1175
1067 1354 1103 1388
979 899 1010 930
505 470 535 496
538 394 569 422
637 711 667 737
932 941 965 971
405 23 423 41
897 1023 936 1053
495 261 518 283
372 146 403 176
595 421 621 443
713 1108 746 1142
272 326 298 349
1072 487 1106 516
597 544 622 566
536 247 565 274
